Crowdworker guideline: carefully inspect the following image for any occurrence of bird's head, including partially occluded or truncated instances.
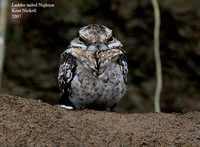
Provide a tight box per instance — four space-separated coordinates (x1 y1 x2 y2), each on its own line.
69 24 123 51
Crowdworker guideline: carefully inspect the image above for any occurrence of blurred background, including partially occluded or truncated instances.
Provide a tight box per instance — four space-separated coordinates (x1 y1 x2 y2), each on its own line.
1 0 200 113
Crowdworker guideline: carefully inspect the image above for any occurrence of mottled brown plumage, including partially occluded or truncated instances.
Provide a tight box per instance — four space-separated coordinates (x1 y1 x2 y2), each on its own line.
58 24 128 110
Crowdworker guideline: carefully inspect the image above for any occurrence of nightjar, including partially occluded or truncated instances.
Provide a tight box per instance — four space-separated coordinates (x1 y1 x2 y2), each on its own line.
58 24 128 110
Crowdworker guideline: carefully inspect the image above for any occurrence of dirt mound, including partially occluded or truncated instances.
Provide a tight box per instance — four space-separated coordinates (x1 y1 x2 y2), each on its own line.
0 94 199 146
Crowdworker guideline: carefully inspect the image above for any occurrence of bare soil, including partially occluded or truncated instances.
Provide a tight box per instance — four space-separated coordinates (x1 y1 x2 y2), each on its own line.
0 94 200 146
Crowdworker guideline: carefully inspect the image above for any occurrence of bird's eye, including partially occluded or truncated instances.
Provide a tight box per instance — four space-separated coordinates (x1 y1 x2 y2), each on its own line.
79 37 86 43
107 36 113 42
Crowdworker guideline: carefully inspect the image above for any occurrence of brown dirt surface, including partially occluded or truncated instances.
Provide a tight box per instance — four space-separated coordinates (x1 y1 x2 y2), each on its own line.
0 94 200 146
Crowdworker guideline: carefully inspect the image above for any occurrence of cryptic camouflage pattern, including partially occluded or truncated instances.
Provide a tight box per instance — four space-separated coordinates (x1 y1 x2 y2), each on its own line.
58 24 128 110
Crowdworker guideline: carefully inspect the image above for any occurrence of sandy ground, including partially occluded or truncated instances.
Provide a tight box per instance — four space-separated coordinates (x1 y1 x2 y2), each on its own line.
0 94 200 146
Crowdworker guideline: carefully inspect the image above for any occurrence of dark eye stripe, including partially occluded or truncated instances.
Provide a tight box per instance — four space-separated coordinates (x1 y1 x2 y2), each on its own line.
107 36 113 42
79 37 86 42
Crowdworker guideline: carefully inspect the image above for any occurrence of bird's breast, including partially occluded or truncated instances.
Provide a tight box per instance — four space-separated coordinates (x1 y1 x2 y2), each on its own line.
76 62 123 86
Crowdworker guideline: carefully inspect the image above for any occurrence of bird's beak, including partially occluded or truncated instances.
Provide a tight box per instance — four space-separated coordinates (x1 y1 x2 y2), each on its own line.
87 43 109 51
96 43 100 49
96 43 109 50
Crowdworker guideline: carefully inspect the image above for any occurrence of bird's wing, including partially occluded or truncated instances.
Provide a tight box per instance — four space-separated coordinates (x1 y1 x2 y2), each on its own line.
97 49 128 82
58 51 77 106
116 51 128 83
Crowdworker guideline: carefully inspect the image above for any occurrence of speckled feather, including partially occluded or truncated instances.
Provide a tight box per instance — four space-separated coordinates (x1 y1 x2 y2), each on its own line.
58 24 128 110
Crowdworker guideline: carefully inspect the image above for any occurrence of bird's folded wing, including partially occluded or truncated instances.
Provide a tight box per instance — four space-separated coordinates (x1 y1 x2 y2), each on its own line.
116 52 128 83
58 52 77 105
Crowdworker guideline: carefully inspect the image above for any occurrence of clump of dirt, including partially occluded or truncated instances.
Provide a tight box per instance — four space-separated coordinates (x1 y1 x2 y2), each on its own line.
0 94 200 146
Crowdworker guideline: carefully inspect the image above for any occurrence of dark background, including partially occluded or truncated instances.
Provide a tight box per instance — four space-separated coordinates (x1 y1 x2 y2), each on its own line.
1 0 200 113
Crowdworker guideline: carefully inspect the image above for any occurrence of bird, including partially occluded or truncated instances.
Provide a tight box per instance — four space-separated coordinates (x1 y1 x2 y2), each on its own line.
58 24 128 110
